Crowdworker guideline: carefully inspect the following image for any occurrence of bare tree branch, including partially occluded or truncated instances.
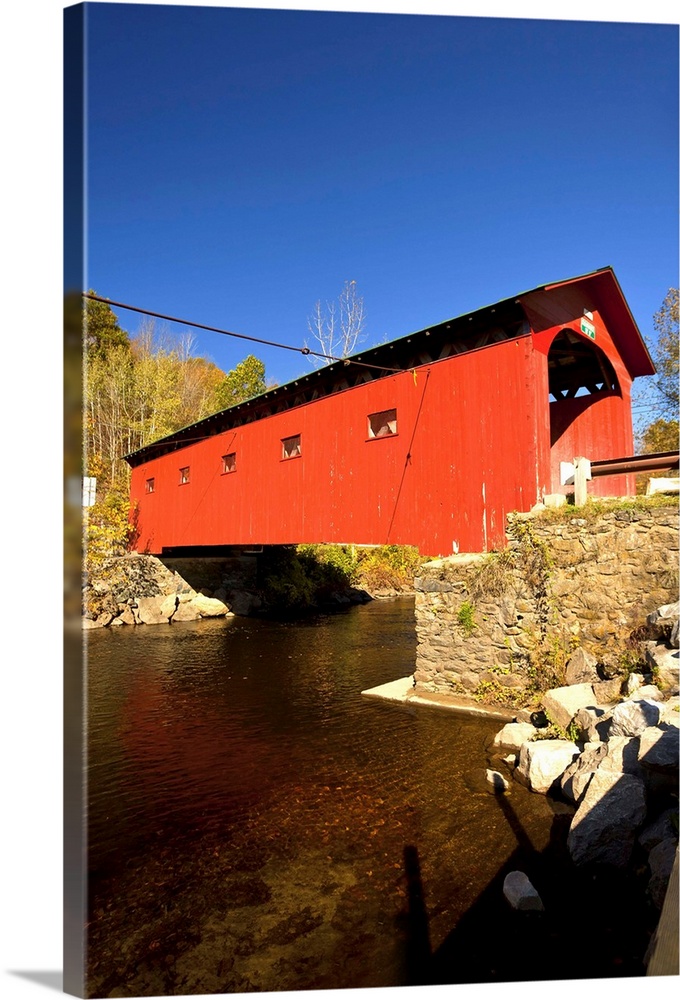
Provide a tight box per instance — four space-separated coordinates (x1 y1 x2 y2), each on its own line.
305 281 366 366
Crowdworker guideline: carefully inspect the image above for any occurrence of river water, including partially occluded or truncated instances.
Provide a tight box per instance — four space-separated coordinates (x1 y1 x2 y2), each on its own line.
84 598 649 997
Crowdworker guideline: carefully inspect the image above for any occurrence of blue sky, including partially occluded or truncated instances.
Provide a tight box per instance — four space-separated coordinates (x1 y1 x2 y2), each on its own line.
83 2 678 418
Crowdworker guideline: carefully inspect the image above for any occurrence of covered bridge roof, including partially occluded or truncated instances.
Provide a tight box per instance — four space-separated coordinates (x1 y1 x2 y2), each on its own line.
124 265 654 467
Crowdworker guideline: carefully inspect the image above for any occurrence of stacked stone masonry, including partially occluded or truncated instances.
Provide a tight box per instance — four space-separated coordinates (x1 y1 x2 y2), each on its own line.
414 504 679 701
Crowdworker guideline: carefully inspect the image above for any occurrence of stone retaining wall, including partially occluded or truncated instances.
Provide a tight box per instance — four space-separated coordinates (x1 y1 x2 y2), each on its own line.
414 503 678 703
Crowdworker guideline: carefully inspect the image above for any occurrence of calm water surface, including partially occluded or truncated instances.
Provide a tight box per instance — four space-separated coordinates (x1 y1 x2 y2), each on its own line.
85 599 646 997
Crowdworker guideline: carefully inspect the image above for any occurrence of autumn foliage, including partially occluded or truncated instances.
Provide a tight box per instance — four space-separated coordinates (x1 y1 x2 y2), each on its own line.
84 294 266 569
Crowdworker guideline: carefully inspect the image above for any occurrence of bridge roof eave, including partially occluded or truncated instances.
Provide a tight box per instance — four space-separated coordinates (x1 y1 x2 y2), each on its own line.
124 265 649 468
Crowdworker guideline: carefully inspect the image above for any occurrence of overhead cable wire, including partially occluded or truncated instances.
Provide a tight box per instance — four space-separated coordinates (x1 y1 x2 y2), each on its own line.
82 292 405 374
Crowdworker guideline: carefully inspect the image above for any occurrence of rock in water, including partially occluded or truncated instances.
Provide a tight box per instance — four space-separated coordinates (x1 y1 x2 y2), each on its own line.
493 722 536 752
486 769 509 793
502 871 544 911
191 593 230 617
133 595 170 625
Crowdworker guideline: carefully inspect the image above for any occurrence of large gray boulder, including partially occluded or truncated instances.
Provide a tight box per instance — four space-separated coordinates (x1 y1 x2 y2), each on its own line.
133 596 170 625
110 605 136 626
609 699 662 737
560 743 608 804
172 601 202 622
647 601 680 629
493 722 536 752
565 648 599 686
646 645 680 695
562 742 606 774
591 678 624 704
639 809 679 853
542 684 596 730
629 684 664 702
567 771 647 867
571 707 610 743
517 739 580 794
191 593 230 617
160 594 181 618
660 697 680 727
598 735 643 778
638 726 680 773
563 769 596 805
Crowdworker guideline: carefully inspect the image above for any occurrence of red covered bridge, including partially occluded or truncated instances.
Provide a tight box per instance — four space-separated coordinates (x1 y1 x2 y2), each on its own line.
125 266 654 558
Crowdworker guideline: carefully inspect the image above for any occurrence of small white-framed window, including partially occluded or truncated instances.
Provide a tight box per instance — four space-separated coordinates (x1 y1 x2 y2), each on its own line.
179 466 190 485
282 434 301 459
368 408 397 439
145 477 155 494
222 452 236 474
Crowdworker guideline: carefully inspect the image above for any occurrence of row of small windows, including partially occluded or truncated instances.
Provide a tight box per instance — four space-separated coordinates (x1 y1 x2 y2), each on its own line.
144 410 397 493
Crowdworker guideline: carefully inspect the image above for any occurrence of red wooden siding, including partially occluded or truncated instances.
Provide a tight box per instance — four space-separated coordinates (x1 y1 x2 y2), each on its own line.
548 393 635 496
131 337 548 557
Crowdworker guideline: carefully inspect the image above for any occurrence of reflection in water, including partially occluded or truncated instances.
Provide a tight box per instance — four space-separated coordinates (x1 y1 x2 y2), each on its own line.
84 600 574 996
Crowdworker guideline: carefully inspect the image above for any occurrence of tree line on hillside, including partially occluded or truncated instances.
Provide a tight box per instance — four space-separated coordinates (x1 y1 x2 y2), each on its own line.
84 294 267 567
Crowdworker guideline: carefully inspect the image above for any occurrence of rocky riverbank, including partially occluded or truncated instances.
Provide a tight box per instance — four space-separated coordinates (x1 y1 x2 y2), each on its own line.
484 599 679 963
82 552 379 628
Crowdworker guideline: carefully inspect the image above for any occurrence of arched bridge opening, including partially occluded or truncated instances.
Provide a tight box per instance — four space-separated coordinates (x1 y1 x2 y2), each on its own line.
547 329 630 494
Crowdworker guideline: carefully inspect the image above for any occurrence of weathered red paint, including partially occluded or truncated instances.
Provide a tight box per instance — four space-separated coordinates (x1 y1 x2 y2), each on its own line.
127 268 653 557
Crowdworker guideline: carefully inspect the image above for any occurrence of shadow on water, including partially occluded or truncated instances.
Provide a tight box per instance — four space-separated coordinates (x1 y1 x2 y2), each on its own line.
399 779 661 986
401 845 432 985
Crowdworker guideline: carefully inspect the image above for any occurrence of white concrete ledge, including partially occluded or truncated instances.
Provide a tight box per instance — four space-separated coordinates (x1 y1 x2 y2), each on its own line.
361 676 515 721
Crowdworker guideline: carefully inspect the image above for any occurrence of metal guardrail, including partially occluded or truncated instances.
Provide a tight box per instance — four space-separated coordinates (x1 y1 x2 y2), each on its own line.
561 451 680 505
590 451 680 478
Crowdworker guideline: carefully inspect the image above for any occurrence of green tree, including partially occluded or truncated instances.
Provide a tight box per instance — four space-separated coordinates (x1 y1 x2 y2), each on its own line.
635 417 678 494
211 354 266 411
84 292 130 357
177 353 225 427
130 323 185 445
640 417 679 455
